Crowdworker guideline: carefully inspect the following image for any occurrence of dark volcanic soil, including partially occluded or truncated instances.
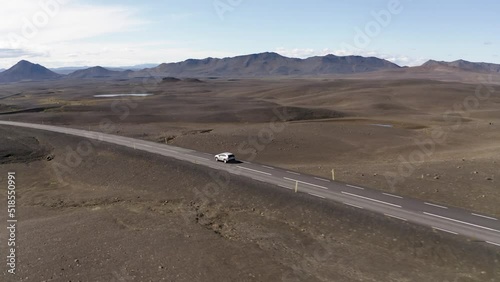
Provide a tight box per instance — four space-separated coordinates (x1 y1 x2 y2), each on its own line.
0 132 50 164
0 126 498 282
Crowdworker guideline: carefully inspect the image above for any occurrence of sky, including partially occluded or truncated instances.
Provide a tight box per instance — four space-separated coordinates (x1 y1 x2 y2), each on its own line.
0 0 498 69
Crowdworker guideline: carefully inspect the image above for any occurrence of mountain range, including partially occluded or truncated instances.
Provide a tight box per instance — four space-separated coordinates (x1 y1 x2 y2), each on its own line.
50 64 158 75
134 52 401 77
0 53 499 83
421 60 500 73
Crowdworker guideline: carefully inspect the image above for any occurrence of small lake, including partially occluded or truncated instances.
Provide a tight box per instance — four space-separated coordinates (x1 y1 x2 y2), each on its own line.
370 124 394 128
94 94 154 98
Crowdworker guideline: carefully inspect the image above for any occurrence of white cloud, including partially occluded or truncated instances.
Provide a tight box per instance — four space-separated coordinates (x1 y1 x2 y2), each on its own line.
0 1 147 46
0 39 236 68
377 55 426 67
0 0 153 67
0 1 228 68
275 47 334 58
0 48 47 59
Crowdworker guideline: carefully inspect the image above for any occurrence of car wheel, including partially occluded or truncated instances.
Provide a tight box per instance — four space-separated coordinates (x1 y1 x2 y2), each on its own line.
224 160 227 163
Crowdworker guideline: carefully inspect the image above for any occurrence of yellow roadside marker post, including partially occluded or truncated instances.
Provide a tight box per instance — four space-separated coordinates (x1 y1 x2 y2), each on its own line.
295 181 298 193
332 169 335 181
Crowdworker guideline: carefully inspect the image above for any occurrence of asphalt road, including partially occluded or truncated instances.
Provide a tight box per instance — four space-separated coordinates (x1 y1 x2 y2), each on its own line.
1 120 499 248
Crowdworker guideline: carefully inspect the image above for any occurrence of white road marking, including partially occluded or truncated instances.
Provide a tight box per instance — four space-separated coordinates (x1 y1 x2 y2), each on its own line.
432 227 458 235
472 213 498 221
486 241 500 247
237 166 272 176
341 191 402 208
283 177 328 190
385 214 407 221
344 202 364 209
314 177 330 182
308 193 326 199
425 202 448 209
286 171 300 175
190 155 210 161
139 144 153 148
383 193 403 199
346 184 364 190
423 212 500 233
262 165 275 170
158 147 178 153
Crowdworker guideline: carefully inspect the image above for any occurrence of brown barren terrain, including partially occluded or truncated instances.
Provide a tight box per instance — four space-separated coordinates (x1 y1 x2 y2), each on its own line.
0 127 498 281
0 73 499 281
1 76 498 216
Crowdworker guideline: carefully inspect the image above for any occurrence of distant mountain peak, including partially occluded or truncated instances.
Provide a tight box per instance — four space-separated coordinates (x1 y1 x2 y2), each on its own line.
253 52 283 57
422 59 500 73
17 60 31 65
0 60 60 83
422 60 443 66
12 60 43 69
66 66 126 79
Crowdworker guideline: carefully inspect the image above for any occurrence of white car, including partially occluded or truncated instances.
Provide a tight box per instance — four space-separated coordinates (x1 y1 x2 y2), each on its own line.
214 152 236 163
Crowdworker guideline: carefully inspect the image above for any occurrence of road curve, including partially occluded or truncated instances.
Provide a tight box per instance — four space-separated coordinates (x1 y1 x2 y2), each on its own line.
1 121 499 248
